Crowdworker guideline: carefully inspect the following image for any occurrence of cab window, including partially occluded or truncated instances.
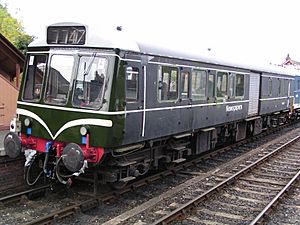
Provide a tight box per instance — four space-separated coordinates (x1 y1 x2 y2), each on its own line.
72 54 108 109
45 54 74 105
23 54 47 101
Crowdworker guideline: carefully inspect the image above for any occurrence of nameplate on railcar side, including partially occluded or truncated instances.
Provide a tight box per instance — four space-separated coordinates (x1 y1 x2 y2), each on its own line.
226 105 243 112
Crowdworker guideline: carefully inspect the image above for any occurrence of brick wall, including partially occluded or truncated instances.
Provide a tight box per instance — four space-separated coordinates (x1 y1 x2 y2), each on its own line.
0 156 25 191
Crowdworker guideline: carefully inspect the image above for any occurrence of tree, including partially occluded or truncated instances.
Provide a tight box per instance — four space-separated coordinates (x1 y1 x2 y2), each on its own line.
0 3 34 54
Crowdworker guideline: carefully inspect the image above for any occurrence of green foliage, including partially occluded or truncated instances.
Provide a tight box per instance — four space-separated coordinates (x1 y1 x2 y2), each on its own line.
0 3 34 54
15 33 34 54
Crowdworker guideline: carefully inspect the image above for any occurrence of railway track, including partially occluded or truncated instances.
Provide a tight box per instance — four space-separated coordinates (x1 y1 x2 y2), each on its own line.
1 121 300 224
152 134 300 224
267 179 300 224
0 155 24 165
0 185 50 205
96 129 300 225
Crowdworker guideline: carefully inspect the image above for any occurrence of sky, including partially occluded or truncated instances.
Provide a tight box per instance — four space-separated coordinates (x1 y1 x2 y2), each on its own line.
2 0 300 65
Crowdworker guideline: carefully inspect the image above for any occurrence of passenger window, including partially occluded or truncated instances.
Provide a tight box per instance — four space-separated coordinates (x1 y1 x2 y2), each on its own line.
126 67 139 102
191 70 207 100
281 79 286 96
284 80 290 96
158 66 178 101
207 73 215 98
228 73 235 98
235 74 244 97
268 78 272 96
278 79 281 96
216 71 228 98
180 71 189 100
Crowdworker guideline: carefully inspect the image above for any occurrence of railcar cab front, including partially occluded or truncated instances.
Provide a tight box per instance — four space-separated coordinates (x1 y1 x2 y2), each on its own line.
4 23 125 186
23 23 114 110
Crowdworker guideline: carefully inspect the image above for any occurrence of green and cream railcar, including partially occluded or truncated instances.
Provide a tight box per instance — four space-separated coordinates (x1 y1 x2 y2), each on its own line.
4 22 296 187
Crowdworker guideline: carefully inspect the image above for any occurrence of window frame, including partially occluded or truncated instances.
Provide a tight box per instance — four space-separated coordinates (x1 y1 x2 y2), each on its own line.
71 54 109 109
228 72 235 98
44 53 75 106
22 54 48 102
207 71 216 101
216 71 229 100
268 77 273 97
278 78 282 97
297 80 300 91
235 73 245 98
191 69 207 101
157 65 179 102
179 69 190 101
125 66 139 102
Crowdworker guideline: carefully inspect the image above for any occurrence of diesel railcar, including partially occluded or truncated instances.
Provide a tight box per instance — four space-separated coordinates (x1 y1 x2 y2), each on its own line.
3 22 297 187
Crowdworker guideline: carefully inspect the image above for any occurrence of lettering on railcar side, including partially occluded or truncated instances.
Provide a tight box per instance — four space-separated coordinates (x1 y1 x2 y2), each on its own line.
226 105 243 112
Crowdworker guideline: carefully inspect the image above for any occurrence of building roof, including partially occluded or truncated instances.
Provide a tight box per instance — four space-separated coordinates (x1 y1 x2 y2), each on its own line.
282 53 300 66
0 32 25 77
281 54 300 71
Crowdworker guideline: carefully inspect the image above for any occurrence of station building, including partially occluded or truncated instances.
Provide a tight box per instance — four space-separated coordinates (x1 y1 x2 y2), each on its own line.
0 33 24 130
282 54 300 69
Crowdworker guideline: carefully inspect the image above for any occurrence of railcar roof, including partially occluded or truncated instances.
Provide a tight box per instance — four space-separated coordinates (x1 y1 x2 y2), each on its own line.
29 22 299 77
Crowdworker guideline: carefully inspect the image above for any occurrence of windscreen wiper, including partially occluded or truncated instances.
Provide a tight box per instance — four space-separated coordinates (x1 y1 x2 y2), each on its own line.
83 52 97 77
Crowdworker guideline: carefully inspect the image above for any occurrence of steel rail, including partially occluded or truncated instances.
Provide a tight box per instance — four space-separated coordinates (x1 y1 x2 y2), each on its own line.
249 169 300 225
24 202 87 225
151 134 300 225
0 184 50 203
0 155 24 164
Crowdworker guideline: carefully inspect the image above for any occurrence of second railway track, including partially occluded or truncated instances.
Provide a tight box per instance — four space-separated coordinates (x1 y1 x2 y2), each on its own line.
152 134 300 224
